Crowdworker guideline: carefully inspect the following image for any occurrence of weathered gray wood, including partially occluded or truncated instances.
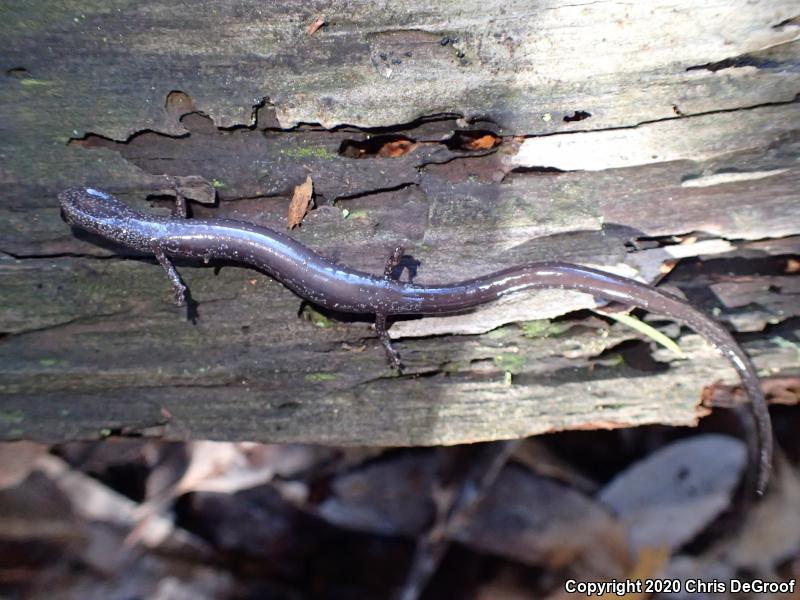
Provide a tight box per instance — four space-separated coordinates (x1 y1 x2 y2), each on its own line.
0 1 798 443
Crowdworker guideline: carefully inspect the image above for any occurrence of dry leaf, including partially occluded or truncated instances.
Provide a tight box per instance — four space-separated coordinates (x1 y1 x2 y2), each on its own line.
722 451 800 571
466 133 501 150
512 439 599 494
659 260 678 275
287 175 313 229
475 566 541 600
598 435 746 553
599 546 670 600
169 441 284 497
658 555 737 599
376 139 416 157
34 454 210 554
0 441 47 489
316 452 438 536
453 466 630 577
307 16 325 35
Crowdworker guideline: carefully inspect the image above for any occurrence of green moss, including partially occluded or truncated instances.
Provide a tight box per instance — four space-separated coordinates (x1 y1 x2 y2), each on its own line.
485 326 512 340
346 209 369 220
301 306 334 328
284 146 337 160
603 354 625 367
99 428 112 438
304 372 337 382
39 358 59 366
0 410 24 425
493 352 526 374
519 319 568 338
211 178 226 188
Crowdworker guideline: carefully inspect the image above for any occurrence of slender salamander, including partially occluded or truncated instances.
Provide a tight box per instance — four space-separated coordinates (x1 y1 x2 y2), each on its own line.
58 187 772 494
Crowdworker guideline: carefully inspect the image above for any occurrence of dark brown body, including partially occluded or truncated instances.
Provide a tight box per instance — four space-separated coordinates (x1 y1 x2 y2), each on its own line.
58 187 772 494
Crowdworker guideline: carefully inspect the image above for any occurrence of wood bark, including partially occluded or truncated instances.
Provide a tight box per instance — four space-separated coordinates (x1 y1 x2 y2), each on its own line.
1 1 798 443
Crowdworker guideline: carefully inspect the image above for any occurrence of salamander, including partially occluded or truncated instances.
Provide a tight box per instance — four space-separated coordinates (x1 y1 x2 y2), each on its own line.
58 187 772 493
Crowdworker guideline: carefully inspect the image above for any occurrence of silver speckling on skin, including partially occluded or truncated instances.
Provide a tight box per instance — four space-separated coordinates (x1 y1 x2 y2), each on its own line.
57 187 772 495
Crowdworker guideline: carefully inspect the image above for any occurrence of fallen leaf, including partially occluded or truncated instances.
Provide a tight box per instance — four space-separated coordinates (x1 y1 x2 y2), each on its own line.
307 16 325 35
316 451 438 536
657 555 736 599
599 546 670 600
512 439 599 494
660 260 677 274
287 175 313 229
182 485 315 560
466 133 500 150
169 442 284 497
721 451 800 571
376 139 416 157
34 454 211 555
475 566 540 600
453 465 630 577
0 441 47 489
598 435 746 553
547 546 671 600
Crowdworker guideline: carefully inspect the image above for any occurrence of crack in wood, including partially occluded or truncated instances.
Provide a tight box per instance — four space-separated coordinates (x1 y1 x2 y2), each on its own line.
67 94 508 208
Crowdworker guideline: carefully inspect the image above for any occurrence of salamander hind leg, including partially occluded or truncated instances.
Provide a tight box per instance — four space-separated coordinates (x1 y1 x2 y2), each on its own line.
151 242 188 307
375 312 402 369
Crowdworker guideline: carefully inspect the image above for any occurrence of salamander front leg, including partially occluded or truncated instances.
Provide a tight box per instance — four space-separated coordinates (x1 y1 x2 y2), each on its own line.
384 246 405 281
171 190 188 218
151 242 187 307
375 312 401 369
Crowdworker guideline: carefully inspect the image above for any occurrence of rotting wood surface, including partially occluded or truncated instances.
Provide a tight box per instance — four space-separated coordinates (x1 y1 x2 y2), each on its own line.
0 1 798 443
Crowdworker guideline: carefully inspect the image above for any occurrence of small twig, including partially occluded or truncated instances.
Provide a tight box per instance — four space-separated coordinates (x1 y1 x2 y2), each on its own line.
397 440 520 600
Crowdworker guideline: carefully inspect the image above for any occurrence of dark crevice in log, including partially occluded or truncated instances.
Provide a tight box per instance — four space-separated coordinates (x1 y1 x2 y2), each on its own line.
508 166 566 175
563 110 592 122
686 54 782 72
338 135 417 158
517 94 800 139
324 182 421 203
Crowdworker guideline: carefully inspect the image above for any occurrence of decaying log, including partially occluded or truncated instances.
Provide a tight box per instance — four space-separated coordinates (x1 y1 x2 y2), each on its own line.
0 1 798 443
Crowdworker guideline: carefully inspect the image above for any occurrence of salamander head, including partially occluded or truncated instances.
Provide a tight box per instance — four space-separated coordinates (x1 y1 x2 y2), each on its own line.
58 187 139 225
58 187 155 250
